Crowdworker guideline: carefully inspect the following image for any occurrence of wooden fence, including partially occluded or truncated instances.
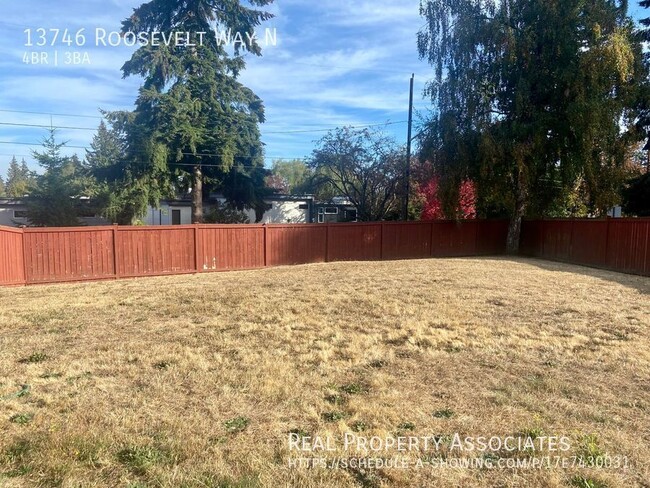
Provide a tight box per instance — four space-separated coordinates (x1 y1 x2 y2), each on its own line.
0 220 508 286
520 218 650 277
1 218 648 287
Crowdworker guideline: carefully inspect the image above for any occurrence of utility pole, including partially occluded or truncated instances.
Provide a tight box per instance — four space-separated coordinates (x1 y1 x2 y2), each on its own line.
403 73 414 221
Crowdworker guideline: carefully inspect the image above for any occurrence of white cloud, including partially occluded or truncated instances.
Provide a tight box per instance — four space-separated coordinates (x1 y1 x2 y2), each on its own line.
0 0 431 177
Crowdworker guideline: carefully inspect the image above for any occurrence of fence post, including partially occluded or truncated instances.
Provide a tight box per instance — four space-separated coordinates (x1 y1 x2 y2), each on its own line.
263 224 268 267
603 217 611 270
569 219 576 262
380 222 384 261
20 227 28 286
194 224 201 273
112 224 120 279
325 223 330 263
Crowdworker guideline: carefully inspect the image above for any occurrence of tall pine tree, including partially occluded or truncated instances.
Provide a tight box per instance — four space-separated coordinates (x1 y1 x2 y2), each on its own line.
640 0 650 41
116 0 274 223
86 118 164 225
637 0 650 164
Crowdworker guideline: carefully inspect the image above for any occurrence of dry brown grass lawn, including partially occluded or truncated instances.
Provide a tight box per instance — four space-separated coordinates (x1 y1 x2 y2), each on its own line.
0 257 648 488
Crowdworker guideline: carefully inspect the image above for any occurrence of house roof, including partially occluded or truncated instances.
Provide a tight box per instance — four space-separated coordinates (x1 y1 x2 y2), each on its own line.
0 199 26 207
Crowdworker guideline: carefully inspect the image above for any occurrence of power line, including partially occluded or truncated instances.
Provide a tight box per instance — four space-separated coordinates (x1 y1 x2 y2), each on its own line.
0 117 407 166
0 141 306 165
0 119 408 134
0 108 406 129
287 61 425 76
0 122 97 131
0 109 103 120
263 121 407 134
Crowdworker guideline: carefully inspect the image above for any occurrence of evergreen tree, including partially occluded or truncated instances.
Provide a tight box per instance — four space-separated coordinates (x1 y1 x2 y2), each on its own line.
0 175 5 197
86 119 149 224
20 159 31 183
5 156 30 198
418 0 647 252
25 130 85 227
622 172 650 215
115 0 274 223
640 0 650 42
636 1 650 153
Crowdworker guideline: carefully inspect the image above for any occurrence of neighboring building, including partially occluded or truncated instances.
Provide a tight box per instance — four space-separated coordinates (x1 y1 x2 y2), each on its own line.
142 195 315 225
142 200 193 226
314 197 358 223
241 195 314 224
0 194 357 227
607 206 622 218
0 199 29 227
0 199 110 227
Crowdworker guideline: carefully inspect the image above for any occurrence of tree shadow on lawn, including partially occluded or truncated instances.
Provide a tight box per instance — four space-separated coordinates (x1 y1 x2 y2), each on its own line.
479 255 649 295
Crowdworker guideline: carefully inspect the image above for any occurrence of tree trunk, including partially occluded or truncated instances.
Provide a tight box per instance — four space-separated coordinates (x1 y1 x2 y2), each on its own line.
192 164 203 224
506 210 524 255
506 168 527 255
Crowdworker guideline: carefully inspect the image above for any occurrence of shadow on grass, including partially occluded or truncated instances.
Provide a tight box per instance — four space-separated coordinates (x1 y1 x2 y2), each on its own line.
474 256 649 295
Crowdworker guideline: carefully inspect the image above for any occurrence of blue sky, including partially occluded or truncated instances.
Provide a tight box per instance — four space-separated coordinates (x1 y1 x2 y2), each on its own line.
0 1 646 177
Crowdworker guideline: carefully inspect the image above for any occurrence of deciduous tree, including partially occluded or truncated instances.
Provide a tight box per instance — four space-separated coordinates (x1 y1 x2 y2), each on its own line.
309 127 404 221
418 0 646 252
270 159 310 194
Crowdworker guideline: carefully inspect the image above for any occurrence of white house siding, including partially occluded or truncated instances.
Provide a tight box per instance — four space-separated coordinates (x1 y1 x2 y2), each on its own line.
245 200 310 224
143 204 192 225
0 204 28 227
0 202 110 227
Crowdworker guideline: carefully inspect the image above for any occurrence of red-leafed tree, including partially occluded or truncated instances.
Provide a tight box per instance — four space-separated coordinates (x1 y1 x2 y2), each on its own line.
458 179 477 219
419 176 477 220
420 176 444 220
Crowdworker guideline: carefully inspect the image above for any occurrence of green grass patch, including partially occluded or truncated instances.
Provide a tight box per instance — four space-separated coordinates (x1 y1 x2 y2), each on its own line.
117 445 169 476
321 411 346 423
224 417 250 434
570 475 609 488
9 413 34 425
18 352 48 364
432 409 454 419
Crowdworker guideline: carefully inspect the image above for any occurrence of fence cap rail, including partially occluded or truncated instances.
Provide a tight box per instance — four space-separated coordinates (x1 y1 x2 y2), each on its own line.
0 225 25 234
525 217 650 223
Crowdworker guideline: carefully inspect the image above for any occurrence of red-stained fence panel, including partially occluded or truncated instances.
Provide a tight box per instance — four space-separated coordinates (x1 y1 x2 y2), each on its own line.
0 226 25 286
198 225 264 271
569 220 608 267
476 220 509 255
382 222 432 260
23 227 115 284
541 220 574 261
266 225 327 266
523 218 649 276
116 227 195 278
606 220 650 276
431 221 478 257
520 221 543 257
327 223 382 262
